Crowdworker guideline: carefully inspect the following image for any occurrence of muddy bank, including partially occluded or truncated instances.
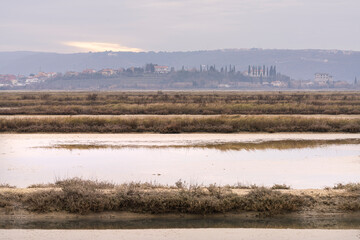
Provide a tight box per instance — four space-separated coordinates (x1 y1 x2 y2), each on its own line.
1 210 360 229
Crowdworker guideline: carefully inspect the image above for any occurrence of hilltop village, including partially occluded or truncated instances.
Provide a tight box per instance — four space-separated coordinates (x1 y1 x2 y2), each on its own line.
0 63 357 90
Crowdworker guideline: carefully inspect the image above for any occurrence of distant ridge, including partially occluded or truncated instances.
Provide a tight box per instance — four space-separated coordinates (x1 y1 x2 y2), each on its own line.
1 49 359 81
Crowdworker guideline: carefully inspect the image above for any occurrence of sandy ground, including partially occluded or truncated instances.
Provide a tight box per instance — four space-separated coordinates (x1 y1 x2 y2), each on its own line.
0 229 359 240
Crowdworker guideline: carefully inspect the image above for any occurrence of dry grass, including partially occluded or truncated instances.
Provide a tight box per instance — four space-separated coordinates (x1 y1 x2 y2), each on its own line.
323 183 360 211
1 91 360 115
3 179 360 215
338 198 360 211
333 183 360 192
0 184 16 189
1 115 359 133
0 178 311 216
45 139 360 151
271 184 291 190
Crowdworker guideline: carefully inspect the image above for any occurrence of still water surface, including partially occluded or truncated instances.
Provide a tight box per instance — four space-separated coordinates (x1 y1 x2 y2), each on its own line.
1 229 359 240
0 133 359 188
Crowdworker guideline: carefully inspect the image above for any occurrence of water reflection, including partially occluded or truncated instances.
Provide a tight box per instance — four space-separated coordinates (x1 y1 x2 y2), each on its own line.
1 214 360 229
44 139 360 151
1 134 359 189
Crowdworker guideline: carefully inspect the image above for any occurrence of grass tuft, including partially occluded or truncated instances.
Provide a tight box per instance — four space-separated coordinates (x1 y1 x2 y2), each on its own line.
271 184 291 190
0 183 16 189
333 183 360 192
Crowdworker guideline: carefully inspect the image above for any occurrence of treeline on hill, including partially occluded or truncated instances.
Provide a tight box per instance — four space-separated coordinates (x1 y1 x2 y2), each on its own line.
0 91 359 115
11 65 292 90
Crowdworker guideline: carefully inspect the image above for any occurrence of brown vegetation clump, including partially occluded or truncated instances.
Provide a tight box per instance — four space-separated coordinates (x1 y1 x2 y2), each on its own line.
3 180 360 215
1 91 360 115
0 116 359 133
271 184 291 190
55 178 115 190
329 183 360 212
241 188 305 214
0 178 311 215
333 183 360 192
0 184 16 189
338 197 360 211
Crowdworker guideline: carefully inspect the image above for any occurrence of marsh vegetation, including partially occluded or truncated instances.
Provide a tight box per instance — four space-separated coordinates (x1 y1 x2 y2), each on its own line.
1 115 360 133
1 91 360 115
0 178 312 215
1 179 359 216
46 139 360 151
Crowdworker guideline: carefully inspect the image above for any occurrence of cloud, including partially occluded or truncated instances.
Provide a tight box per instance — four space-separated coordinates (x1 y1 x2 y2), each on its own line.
63 41 144 52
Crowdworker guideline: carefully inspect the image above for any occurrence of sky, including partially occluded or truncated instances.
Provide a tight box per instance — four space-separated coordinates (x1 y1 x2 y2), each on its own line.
1 0 359 53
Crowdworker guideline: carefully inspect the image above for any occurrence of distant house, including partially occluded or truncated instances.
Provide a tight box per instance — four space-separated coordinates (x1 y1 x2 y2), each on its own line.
25 77 40 84
314 73 333 85
99 69 115 76
47 72 57 77
65 71 79 77
35 72 57 79
0 74 16 81
35 72 47 78
82 69 96 74
154 66 170 74
271 81 286 87
0 74 17 85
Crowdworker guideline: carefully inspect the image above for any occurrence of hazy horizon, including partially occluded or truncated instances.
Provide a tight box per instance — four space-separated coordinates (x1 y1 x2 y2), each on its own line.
1 0 360 53
1 47 360 54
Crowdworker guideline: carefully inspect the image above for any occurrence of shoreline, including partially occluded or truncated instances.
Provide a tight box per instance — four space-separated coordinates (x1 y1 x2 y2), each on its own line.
1 210 360 229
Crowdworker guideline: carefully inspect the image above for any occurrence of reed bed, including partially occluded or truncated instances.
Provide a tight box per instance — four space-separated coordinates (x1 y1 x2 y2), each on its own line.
2 179 359 215
1 91 360 115
1 115 359 133
0 178 311 215
46 139 360 151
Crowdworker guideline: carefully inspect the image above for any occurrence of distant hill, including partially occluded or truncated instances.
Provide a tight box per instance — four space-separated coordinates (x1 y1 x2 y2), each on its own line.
0 49 359 82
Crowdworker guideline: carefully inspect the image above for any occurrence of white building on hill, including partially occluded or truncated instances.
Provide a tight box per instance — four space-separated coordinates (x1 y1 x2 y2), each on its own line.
154 66 170 74
314 73 333 85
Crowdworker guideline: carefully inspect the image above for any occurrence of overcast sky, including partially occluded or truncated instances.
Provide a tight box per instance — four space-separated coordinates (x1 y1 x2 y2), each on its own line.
1 0 359 53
